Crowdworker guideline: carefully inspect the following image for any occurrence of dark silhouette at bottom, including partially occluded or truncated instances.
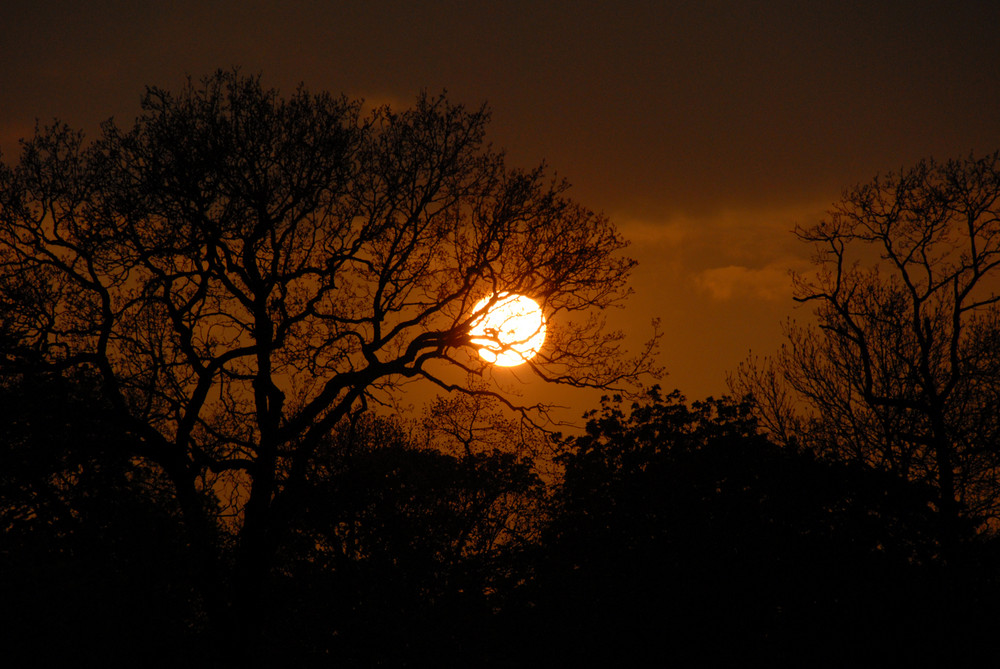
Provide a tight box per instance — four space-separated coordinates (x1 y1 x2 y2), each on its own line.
2 376 999 666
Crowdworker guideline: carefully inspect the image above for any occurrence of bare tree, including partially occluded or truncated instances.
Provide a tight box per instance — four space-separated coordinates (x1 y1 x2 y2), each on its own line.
732 152 1000 560
0 71 656 646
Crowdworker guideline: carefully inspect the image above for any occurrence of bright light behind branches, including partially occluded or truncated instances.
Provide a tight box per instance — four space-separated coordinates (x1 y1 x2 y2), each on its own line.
469 294 546 366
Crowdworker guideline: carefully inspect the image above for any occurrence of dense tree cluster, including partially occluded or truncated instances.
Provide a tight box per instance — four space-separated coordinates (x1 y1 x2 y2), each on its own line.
4 369 1000 665
2 74 999 664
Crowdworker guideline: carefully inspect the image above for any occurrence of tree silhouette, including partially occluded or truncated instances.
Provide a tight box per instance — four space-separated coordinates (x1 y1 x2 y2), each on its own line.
0 70 655 653
525 388 990 665
0 356 204 664
274 413 544 664
733 152 1000 562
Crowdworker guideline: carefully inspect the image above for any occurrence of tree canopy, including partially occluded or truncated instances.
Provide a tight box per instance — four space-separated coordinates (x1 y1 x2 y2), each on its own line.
0 70 655 653
7 74 1000 666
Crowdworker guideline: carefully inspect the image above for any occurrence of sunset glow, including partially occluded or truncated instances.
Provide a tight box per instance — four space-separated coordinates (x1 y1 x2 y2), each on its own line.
469 293 546 366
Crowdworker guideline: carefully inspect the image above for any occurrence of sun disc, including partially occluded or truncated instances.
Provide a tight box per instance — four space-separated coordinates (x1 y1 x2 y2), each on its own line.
469 293 546 366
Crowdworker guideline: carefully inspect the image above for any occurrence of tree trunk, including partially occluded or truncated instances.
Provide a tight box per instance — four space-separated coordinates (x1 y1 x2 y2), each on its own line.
166 464 230 642
929 409 960 567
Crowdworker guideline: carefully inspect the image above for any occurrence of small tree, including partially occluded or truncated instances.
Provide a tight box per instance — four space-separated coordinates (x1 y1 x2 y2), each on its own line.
0 71 655 648
733 151 1000 560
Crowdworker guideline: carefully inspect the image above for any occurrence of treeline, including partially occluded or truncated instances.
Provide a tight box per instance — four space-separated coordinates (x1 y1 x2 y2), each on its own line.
3 369 999 666
2 73 999 666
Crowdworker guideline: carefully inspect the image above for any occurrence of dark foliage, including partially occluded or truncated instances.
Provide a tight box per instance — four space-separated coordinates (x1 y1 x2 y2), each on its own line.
4 368 1000 665
255 414 546 665
516 389 1000 666
0 364 204 664
0 368 545 665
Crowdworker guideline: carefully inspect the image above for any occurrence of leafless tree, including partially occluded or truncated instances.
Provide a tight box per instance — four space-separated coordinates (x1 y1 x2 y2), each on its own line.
732 152 1000 561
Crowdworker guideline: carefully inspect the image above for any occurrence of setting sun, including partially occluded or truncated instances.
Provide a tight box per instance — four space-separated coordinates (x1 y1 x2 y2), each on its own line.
469 293 546 366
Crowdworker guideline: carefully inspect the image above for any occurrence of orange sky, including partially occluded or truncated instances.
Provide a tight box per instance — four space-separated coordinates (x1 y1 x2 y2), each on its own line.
3 1 999 421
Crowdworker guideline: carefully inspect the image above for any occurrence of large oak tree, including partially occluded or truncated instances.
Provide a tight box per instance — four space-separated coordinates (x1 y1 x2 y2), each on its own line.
0 71 653 647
